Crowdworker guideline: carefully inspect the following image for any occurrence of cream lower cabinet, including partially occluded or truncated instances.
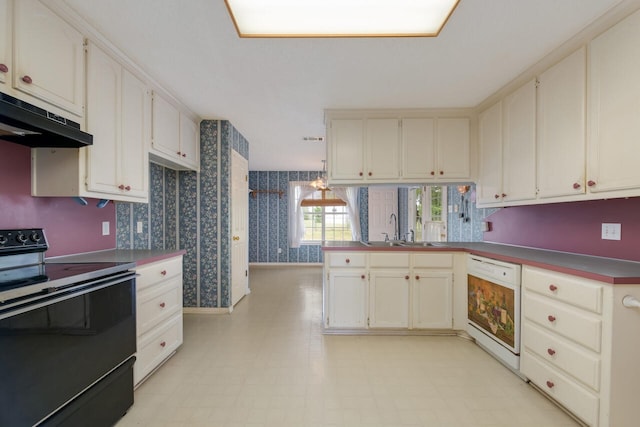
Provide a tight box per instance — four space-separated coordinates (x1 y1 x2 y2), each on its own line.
134 256 184 386
324 250 457 331
521 266 640 427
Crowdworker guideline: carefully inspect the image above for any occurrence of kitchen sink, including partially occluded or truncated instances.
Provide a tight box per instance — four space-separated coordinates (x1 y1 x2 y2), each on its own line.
360 241 405 247
361 241 449 248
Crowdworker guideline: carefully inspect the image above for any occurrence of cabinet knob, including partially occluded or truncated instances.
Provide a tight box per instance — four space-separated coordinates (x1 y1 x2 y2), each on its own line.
405 275 410 280
494 194 500 199
118 184 125 190
159 302 166 308
345 258 350 264
361 274 365 279
368 172 372 176
0 64 8 73
21 75 32 84
160 270 167 276
549 284 557 292
501 193 507 198
587 180 596 187
439 171 444 175
415 275 420 280
359 172 363 176
573 182 581 190
125 185 131 191
160 341 166 348
177 151 182 155
546 380 555 389
430 171 435 176
547 348 556 356
547 315 556 322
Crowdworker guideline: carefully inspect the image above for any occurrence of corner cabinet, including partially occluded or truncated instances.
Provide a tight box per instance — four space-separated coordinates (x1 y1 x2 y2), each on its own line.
31 41 150 203
324 250 459 332
150 91 200 171
326 111 471 185
0 0 10 87
134 256 184 387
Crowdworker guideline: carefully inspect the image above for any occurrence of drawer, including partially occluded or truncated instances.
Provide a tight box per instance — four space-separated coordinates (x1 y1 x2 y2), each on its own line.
137 276 183 336
523 292 602 352
136 256 183 290
370 252 409 268
523 266 603 314
328 252 367 268
523 321 600 391
135 313 183 385
521 350 599 427
412 252 453 268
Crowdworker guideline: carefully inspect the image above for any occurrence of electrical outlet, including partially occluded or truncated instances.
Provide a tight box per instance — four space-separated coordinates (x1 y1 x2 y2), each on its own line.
102 221 110 236
601 223 621 240
277 248 282 254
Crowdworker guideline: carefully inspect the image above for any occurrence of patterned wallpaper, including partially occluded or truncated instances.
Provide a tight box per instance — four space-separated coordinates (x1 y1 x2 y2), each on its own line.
116 120 249 309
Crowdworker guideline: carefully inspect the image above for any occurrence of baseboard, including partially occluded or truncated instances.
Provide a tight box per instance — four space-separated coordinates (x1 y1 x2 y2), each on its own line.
183 307 231 314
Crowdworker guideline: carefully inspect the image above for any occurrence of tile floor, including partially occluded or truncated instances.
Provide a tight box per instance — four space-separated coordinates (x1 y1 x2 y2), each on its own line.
117 266 580 427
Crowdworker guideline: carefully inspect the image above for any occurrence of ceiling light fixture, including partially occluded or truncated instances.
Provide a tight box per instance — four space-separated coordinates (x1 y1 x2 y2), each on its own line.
310 160 328 190
224 0 460 38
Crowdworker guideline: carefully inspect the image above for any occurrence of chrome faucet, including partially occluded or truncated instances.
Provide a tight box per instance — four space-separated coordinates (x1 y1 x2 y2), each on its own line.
389 213 398 241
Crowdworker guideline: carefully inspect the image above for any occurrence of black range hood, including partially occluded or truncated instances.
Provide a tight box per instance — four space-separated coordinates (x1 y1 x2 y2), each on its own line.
0 92 92 148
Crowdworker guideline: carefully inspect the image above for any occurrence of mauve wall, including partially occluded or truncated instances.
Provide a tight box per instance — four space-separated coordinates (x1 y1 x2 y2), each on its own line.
484 197 640 262
0 140 116 257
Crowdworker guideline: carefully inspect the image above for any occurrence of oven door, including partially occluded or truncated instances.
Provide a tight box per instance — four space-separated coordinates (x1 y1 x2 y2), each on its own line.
467 273 520 354
0 272 136 427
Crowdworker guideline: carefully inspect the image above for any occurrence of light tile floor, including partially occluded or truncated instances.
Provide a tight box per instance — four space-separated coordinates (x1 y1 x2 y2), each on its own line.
117 266 580 427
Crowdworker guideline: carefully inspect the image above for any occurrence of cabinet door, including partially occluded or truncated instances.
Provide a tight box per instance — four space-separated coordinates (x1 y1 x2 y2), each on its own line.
412 270 453 329
402 118 435 179
436 117 470 179
85 43 120 195
477 101 503 205
0 0 9 86
588 9 640 193
369 270 409 328
13 0 84 116
329 119 364 181
502 79 537 203
152 92 181 159
328 270 368 328
537 48 586 199
179 112 199 169
120 68 150 199
366 118 400 180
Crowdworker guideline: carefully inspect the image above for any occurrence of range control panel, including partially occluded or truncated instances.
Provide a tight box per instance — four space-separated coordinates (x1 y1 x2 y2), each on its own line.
0 229 48 254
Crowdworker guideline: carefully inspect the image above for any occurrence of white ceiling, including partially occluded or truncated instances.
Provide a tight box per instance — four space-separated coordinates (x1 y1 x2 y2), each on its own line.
59 0 624 171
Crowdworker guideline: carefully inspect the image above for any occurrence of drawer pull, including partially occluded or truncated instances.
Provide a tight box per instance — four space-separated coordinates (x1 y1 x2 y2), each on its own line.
405 275 410 280
160 270 167 276
160 341 166 348
546 380 555 389
361 274 365 279
415 275 420 280
345 258 350 264
549 284 558 292
547 348 556 356
547 315 556 322
21 75 33 84
159 302 166 308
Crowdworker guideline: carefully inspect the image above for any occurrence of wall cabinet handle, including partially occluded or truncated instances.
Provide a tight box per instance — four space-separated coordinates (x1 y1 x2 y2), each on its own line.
21 75 32 84
547 315 556 322
345 258 350 264
546 380 554 389
547 348 556 356
405 275 410 280
160 341 166 348
159 302 166 308
587 180 596 187
160 270 167 276
573 182 581 190
0 64 8 73
549 284 558 292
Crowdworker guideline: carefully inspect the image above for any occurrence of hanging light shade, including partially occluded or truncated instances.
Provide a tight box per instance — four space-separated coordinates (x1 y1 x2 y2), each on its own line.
310 160 328 190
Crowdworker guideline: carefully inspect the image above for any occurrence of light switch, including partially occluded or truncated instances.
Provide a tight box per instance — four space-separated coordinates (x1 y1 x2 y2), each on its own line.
137 221 143 234
601 223 621 240
102 221 110 236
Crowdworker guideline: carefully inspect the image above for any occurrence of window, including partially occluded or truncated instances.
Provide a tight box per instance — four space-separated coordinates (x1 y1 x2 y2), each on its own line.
301 189 352 243
409 186 447 242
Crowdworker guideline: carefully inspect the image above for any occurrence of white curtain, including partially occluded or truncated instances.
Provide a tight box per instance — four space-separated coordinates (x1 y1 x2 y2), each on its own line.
288 181 316 248
332 186 362 241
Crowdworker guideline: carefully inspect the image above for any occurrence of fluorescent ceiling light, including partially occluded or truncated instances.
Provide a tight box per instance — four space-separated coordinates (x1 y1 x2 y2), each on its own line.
224 0 460 38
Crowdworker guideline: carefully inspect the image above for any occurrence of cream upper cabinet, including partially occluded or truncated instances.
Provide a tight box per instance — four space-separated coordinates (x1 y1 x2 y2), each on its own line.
537 47 586 200
0 0 9 86
12 0 84 117
327 112 470 184
477 101 503 206
437 117 470 179
151 91 200 171
402 117 436 179
588 9 640 194
502 79 537 203
328 118 364 181
86 42 149 200
366 118 401 180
